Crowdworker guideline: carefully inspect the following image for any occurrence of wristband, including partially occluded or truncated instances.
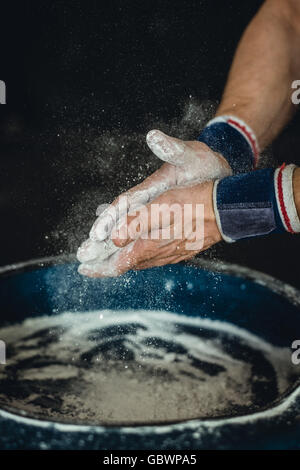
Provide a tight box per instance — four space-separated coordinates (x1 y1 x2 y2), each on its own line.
213 164 300 243
197 115 259 173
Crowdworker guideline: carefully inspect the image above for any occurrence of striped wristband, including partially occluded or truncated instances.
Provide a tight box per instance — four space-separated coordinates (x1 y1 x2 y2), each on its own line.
213 164 300 243
197 115 259 173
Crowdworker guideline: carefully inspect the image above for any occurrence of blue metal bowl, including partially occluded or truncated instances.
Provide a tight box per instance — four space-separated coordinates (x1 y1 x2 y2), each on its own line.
0 256 299 450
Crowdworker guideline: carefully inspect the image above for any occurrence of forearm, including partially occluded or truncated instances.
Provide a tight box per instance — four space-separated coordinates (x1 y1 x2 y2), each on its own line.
216 0 300 150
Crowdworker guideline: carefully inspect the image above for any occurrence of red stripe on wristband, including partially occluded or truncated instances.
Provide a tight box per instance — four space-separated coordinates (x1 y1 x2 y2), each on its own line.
227 118 259 168
277 163 295 234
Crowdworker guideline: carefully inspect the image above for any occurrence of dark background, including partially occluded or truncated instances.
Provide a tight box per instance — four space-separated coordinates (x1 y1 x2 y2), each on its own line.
1 0 300 288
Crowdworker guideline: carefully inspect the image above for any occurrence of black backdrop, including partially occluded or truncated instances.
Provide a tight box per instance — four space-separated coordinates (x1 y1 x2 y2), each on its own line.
1 0 300 289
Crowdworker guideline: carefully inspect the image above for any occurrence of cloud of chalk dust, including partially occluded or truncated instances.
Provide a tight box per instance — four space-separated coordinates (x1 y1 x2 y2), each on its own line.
40 98 218 312
50 98 217 255
43 97 274 313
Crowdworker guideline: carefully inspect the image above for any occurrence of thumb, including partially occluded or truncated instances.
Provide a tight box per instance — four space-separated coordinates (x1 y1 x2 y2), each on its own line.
146 129 189 166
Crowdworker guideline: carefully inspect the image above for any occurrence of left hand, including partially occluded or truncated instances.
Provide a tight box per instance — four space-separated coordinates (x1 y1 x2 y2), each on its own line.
78 180 222 277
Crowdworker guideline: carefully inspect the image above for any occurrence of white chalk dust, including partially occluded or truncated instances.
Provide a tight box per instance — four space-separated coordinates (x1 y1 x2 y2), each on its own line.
0 310 297 425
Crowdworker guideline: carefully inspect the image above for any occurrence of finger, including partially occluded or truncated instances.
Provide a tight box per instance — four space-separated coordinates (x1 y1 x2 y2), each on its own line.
133 243 199 269
78 259 118 278
116 236 181 272
95 203 110 217
146 129 188 166
169 252 198 264
78 241 135 278
135 243 206 270
90 195 129 241
114 237 176 274
114 238 150 273
93 190 151 241
111 209 162 248
112 191 182 247
77 235 121 263
133 242 193 269
77 238 100 263
78 234 210 278
91 168 175 243
134 230 214 268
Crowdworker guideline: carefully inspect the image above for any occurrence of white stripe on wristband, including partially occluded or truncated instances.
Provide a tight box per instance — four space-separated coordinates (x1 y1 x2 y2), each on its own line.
274 164 300 234
207 115 260 167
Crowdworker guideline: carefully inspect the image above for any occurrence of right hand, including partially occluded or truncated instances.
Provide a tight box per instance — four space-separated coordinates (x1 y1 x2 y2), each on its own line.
77 129 232 270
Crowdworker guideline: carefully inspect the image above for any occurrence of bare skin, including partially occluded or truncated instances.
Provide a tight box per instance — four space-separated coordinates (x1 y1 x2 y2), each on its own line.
79 181 221 277
217 0 300 149
79 168 300 278
77 132 231 271
78 0 300 277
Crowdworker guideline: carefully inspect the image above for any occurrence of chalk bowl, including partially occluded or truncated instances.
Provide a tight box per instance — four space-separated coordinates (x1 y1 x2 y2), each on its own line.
0 257 300 449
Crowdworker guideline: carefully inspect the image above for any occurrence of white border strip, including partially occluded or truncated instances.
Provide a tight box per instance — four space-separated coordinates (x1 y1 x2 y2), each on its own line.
274 164 300 233
213 180 235 243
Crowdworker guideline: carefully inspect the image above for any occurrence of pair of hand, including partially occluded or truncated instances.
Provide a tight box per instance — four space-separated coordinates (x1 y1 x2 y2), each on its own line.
77 129 232 277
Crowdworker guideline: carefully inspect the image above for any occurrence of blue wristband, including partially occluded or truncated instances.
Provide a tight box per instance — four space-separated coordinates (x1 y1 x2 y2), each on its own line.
213 165 300 242
197 116 259 174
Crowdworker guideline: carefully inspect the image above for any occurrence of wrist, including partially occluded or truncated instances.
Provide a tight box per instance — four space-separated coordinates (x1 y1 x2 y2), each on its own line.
197 115 259 174
215 102 262 147
192 181 222 244
213 164 300 243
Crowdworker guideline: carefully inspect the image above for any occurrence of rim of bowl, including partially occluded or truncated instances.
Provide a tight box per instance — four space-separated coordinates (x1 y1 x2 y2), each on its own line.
0 254 299 432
